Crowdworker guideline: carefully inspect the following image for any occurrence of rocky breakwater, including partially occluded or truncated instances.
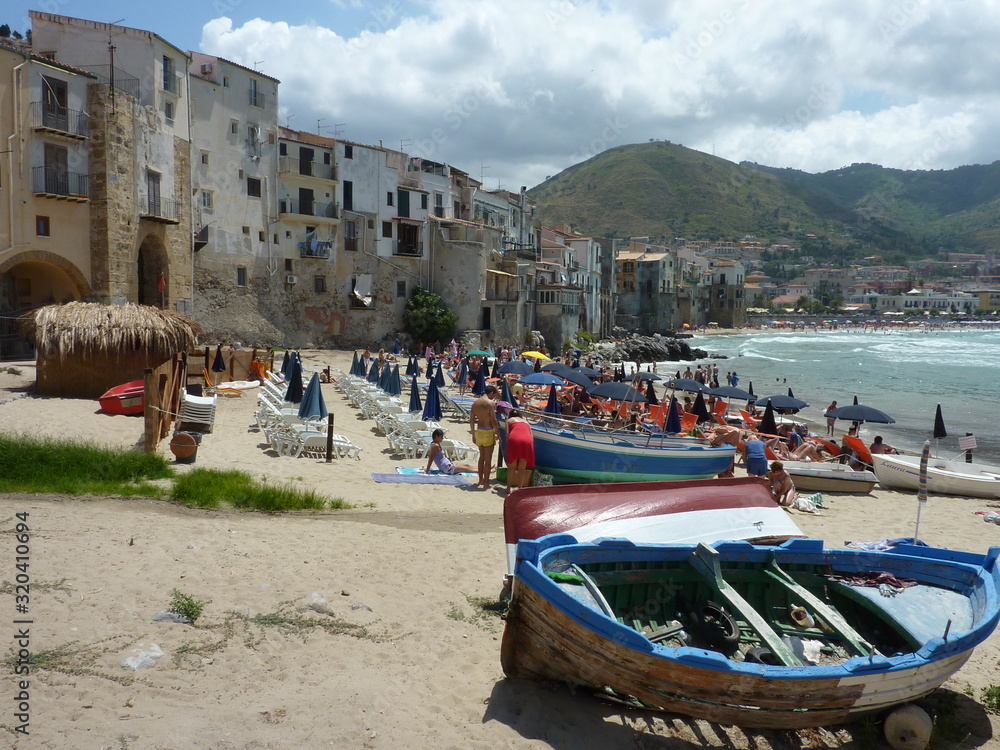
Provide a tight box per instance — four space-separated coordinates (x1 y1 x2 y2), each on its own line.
599 334 717 366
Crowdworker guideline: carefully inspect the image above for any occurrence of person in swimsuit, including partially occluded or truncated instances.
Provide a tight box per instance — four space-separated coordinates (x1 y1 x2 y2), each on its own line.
470 385 499 488
504 409 535 491
422 430 478 475
768 461 798 506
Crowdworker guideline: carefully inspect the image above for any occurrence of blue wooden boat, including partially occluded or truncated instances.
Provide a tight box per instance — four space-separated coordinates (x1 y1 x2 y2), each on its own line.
500 418 735 483
501 535 1000 728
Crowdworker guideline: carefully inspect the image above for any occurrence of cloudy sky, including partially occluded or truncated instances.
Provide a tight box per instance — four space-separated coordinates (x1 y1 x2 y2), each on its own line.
8 1 998 189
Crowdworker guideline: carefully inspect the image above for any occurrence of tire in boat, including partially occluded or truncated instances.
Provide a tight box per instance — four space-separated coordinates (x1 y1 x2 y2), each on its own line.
689 600 740 652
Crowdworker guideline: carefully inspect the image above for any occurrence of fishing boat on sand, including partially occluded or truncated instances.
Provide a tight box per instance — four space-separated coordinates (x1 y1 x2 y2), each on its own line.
872 453 1000 499
781 460 878 494
499 418 735 484
502 534 1000 729
502 477 803 575
98 380 145 416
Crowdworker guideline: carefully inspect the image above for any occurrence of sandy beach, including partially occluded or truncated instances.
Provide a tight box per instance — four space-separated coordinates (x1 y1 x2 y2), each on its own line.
2 348 1000 749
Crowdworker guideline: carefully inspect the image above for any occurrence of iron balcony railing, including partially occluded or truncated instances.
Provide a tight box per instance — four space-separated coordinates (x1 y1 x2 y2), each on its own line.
279 199 339 219
140 197 179 222
249 88 265 108
30 101 89 138
277 156 336 180
393 240 424 257
31 166 89 198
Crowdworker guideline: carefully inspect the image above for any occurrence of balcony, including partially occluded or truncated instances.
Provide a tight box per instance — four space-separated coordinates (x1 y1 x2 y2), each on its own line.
249 88 265 108
140 197 179 224
299 240 333 259
161 72 179 95
393 240 423 258
31 166 89 201
278 156 337 181
194 225 210 251
31 102 88 139
279 199 339 219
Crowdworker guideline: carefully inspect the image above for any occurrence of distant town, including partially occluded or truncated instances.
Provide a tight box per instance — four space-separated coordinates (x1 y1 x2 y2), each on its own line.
3 11 998 360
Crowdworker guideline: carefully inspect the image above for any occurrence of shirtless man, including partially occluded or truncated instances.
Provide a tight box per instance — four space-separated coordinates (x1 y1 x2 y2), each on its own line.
470 384 499 488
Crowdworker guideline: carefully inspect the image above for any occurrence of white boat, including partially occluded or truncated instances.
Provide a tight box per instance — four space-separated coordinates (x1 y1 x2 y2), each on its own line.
782 460 877 494
872 453 1000 499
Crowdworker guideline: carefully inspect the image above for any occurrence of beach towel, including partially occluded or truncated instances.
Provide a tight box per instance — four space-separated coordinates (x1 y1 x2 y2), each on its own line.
371 473 472 485
396 466 476 478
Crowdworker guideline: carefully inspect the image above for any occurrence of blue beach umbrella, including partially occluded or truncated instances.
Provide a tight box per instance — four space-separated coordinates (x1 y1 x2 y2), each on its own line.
692 392 712 424
499 360 533 376
349 351 360 377
388 364 403 396
434 361 445 387
408 377 423 413
664 395 682 433
758 401 778 435
377 361 392 391
519 372 566 386
280 350 290 378
422 378 442 422
500 377 515 406
366 360 380 384
284 355 304 404
405 355 417 378
544 384 562 416
471 365 487 396
298 371 328 421
646 380 659 406
212 344 227 373
491 357 500 378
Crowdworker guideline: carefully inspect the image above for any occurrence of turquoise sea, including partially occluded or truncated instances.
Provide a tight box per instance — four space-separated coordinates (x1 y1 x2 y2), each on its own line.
670 328 1000 461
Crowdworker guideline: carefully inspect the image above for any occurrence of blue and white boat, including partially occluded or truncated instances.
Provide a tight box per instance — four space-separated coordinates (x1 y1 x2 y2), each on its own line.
502 535 1000 728
500 418 735 483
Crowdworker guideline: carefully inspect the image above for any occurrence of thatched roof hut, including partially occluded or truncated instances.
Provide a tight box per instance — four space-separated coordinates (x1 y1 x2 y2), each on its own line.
22 302 203 399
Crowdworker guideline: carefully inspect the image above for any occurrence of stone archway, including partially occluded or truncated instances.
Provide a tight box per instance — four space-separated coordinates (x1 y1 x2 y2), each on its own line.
137 233 168 307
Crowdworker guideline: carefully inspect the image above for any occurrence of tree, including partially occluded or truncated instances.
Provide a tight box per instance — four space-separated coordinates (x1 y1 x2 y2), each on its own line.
403 287 457 346
0 25 11 37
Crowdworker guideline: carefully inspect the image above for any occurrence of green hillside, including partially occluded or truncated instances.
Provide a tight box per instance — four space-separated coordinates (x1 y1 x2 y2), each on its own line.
529 141 1000 257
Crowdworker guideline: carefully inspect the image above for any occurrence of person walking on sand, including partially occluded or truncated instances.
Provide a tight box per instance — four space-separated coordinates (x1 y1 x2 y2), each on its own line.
504 409 535 492
470 384 499 488
824 400 838 436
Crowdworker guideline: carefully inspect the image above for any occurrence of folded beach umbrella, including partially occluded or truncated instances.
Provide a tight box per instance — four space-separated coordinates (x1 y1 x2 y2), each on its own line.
472 365 487 396
499 360 533 376
297 371 328 421
933 404 948 440
408 377 422 413
212 344 227 373
349 351 360 377
500 377 515 406
284 355 304 404
393 339 401 356
664 395 682 433
646 380 659 405
758 401 778 435
456 358 468 387
490 357 500 379
534 357 542 373
434 361 445 387
422 378 442 422
366 360 380 384
280 350 290 378
544 384 562 416
405 355 417 378
388 364 403 397
748 381 755 399
377 361 392 391
787 387 796 398
692 392 712 424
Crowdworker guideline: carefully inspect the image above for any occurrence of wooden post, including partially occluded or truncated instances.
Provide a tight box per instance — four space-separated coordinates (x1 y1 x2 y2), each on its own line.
966 432 974 463
326 413 335 463
143 367 156 453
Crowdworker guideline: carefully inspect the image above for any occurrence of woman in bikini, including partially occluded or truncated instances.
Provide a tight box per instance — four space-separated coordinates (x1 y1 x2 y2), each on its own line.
421 429 478 476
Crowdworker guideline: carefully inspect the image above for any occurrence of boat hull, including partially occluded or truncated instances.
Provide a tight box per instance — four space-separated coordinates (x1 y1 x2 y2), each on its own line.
782 461 877 494
872 454 1000 499
502 536 1000 728
98 380 145 416
507 423 735 483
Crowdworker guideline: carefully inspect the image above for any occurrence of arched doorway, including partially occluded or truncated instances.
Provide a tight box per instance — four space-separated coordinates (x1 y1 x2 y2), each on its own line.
137 233 168 307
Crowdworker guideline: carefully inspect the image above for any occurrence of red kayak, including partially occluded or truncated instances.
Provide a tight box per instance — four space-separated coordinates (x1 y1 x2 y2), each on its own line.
98 380 145 416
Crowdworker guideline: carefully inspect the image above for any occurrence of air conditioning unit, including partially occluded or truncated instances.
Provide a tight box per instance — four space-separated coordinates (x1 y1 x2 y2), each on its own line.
286 274 298 284
201 63 213 75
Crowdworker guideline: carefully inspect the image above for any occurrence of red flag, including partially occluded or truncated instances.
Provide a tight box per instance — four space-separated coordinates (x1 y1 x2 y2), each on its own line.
157 273 166 293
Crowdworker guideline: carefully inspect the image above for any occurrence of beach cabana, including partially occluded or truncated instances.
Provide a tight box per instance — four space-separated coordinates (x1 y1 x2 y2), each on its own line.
22 301 202 399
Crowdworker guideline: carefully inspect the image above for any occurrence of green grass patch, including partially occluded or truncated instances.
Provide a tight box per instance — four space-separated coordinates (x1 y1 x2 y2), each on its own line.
170 468 347 512
0 433 173 496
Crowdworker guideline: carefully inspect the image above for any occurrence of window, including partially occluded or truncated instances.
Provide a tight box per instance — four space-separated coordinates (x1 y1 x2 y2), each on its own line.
382 221 392 238
284 259 293 272
344 220 357 252
223 75 230 88
258 231 265 242
273 234 279 244
342 181 353 211
344 144 353 159
200 151 209 166
201 190 213 208
314 276 327 293
323 152 331 165
396 280 407 298
387 191 394 207
249 78 261 107
36 216 50 236
236 266 247 286
242 226 250 235
268 131 275 145
162 55 175 93
230 119 239 135
285 230 292 238
434 192 443 217
279 143 287 156
247 177 261 197
421 193 428 210
164 101 174 121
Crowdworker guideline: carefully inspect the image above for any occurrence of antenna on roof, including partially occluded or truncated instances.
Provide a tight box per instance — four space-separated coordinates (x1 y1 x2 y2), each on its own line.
285 114 294 128
107 20 124 110
334 123 346 138
480 163 491 183
400 139 411 153
253 60 265 69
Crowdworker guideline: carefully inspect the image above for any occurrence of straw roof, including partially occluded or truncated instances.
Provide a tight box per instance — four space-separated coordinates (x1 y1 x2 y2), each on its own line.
22 302 203 357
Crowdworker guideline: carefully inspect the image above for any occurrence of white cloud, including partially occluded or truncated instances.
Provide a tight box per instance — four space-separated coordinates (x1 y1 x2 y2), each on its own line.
199 0 1000 189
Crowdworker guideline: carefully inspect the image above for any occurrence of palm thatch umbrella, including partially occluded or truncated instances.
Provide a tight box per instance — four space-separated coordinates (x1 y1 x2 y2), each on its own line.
22 301 202 398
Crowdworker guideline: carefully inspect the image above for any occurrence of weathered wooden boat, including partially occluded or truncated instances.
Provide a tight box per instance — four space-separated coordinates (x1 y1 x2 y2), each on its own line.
872 453 1000 499
98 379 144 416
499 418 735 484
501 535 1000 728
782 460 878 494
502 477 803 575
